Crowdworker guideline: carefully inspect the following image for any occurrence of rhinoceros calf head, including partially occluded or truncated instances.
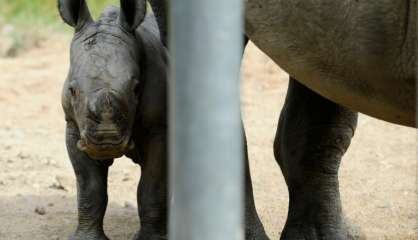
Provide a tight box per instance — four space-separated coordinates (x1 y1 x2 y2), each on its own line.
60 0 146 160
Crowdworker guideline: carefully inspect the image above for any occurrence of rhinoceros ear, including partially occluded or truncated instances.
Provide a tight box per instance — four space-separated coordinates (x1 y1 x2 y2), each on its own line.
58 0 93 29
119 0 146 31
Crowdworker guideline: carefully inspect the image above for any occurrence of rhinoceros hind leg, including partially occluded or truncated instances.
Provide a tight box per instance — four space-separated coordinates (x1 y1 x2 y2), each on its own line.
242 37 270 240
274 78 358 240
243 128 271 240
132 230 167 240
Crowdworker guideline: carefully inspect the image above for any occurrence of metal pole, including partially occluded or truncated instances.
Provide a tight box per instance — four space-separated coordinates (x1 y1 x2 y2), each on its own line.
169 0 244 239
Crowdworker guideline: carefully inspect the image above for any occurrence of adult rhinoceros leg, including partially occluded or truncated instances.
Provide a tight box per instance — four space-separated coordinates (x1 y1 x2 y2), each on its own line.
66 124 112 240
243 128 270 240
242 36 270 240
133 131 168 240
274 78 358 240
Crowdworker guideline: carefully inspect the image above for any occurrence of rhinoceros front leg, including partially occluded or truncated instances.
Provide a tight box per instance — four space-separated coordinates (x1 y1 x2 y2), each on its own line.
241 36 269 240
274 78 358 240
133 130 168 240
243 128 270 240
66 123 112 240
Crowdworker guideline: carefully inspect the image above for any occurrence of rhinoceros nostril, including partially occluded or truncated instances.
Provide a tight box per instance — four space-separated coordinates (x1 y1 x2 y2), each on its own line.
87 111 101 124
100 107 114 121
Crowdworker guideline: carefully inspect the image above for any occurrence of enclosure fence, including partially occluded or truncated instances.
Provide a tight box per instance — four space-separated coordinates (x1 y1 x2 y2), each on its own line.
169 0 245 239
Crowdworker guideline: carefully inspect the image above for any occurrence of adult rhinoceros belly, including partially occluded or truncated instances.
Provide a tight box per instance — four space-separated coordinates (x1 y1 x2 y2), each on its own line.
246 0 416 127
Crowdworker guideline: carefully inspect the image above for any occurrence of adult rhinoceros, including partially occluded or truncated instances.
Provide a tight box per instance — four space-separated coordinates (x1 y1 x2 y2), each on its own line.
149 1 416 239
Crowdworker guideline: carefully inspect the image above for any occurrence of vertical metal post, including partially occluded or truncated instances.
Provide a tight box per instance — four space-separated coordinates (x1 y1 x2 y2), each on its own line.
169 0 244 239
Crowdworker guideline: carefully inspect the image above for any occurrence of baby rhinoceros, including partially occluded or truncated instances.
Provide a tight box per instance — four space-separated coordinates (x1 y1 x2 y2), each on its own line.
59 0 168 239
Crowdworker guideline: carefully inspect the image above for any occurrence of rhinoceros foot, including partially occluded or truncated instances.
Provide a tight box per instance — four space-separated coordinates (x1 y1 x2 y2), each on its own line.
132 229 167 240
69 230 110 240
280 217 365 240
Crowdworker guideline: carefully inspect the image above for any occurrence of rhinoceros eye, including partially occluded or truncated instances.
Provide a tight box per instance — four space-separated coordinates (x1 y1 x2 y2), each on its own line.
68 81 79 97
133 80 141 96
69 86 77 97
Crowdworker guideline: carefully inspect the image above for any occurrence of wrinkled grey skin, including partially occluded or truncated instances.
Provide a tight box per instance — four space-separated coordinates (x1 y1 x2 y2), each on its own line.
150 1 415 240
246 2 415 239
246 0 416 127
59 0 168 239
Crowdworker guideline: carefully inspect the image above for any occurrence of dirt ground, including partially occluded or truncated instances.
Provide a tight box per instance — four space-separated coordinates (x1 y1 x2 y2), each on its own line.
0 34 416 240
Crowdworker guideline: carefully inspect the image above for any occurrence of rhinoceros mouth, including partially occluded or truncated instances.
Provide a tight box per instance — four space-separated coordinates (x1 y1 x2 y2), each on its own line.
76 134 135 160
84 133 125 146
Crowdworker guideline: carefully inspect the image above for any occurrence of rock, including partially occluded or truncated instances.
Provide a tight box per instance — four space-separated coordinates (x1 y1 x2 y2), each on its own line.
122 171 131 181
0 24 22 58
17 152 30 160
44 158 59 167
49 176 67 191
122 176 130 182
35 206 46 215
342 215 368 240
49 183 66 191
377 201 392 209
124 201 135 209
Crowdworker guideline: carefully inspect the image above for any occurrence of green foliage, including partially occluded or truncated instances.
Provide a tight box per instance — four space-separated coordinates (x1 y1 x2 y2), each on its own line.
0 0 121 27
0 0 128 56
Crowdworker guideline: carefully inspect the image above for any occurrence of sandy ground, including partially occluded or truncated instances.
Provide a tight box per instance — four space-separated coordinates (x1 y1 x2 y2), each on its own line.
0 34 416 240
